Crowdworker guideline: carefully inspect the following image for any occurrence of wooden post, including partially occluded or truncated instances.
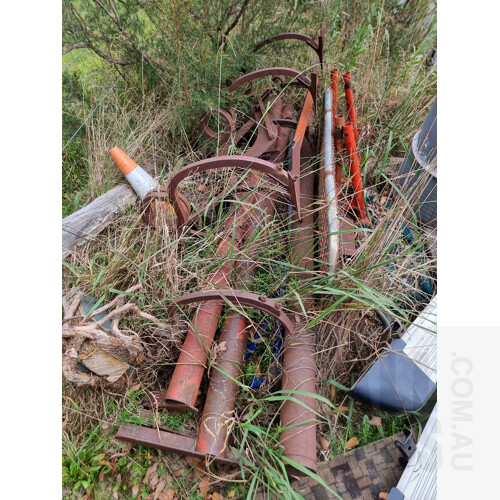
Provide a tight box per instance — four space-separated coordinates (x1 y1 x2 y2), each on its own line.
62 184 137 258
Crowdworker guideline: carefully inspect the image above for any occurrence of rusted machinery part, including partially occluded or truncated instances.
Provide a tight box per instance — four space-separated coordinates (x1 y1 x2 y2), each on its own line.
140 186 191 228
200 108 235 143
165 188 277 410
280 326 317 475
141 391 202 410
116 423 240 467
268 103 295 164
280 128 318 476
195 312 248 458
257 93 280 141
167 155 301 228
342 72 359 140
228 67 314 103
331 69 339 119
168 289 294 341
244 110 278 159
253 32 323 64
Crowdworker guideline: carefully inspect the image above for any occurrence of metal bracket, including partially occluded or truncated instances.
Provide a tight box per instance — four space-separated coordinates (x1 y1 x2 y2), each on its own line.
395 428 417 460
167 155 301 229
168 289 295 340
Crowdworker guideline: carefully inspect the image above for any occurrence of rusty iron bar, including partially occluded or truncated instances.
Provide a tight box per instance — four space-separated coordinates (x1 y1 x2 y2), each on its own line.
343 72 359 140
116 423 240 466
140 186 190 229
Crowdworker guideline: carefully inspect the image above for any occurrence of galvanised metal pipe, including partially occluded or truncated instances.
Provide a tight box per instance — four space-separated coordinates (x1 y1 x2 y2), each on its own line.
343 72 359 140
323 88 340 274
195 312 248 458
344 122 370 225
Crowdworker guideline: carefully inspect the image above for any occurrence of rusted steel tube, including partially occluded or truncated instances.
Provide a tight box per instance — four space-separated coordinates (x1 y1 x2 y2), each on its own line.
280 117 318 475
165 184 277 410
164 224 246 411
342 72 359 140
280 327 317 474
331 69 339 119
344 122 370 225
195 312 248 458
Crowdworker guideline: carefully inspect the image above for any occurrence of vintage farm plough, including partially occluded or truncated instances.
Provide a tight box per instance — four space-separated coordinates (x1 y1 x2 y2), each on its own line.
111 31 371 477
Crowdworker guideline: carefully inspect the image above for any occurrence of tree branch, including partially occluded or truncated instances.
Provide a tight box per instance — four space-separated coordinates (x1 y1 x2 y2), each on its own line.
63 42 88 55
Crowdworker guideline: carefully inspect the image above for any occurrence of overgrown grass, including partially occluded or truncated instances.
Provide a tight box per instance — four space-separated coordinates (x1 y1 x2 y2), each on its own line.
62 0 436 498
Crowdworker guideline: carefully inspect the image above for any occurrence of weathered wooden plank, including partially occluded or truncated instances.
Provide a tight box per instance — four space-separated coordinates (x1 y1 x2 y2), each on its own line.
62 184 137 258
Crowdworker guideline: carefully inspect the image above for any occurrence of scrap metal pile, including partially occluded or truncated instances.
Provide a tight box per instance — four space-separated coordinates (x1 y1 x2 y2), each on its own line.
100 32 372 477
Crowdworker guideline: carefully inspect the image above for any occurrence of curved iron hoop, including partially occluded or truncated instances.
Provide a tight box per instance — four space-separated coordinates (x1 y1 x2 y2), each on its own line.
140 187 191 228
200 108 235 143
167 155 301 228
228 67 312 98
169 290 294 340
253 32 323 64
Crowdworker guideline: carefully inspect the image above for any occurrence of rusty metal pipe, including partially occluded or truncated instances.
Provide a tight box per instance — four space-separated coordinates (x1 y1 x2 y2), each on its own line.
280 104 318 475
331 69 339 119
343 72 359 140
195 312 248 458
165 183 277 410
344 122 370 225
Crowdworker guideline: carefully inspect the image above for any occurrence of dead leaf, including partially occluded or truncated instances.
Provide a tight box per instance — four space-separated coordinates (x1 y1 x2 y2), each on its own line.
369 416 382 426
319 436 330 450
186 456 201 467
149 471 159 489
228 491 237 499
345 437 359 449
99 472 104 482
197 184 209 191
211 493 221 500
379 493 389 500
116 474 122 485
330 385 336 400
173 468 185 477
128 383 142 394
144 462 158 484
158 488 175 500
199 476 210 499
335 406 349 414
132 483 140 496
153 480 166 500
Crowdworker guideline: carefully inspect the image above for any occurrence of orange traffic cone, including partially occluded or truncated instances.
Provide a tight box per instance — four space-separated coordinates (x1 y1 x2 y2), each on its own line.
109 147 157 200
